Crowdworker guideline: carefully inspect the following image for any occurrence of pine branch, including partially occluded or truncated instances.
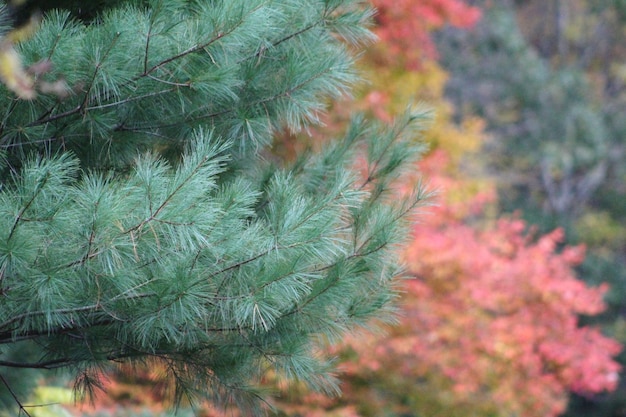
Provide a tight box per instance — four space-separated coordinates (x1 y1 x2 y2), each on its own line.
79 31 122 109
7 171 49 241
117 46 346 134
0 1 425 413
0 292 158 344
123 152 225 236
26 4 255 129
20 5 351 140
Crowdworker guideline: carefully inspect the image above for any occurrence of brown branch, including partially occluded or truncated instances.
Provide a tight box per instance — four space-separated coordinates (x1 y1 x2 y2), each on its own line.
0 373 32 416
8 171 50 241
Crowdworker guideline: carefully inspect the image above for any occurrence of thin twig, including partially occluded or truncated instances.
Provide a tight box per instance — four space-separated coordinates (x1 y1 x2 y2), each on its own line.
0 373 33 417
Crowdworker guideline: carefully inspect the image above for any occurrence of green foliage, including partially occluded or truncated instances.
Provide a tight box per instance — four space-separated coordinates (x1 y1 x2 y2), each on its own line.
0 0 425 414
437 2 618 220
4 0 374 167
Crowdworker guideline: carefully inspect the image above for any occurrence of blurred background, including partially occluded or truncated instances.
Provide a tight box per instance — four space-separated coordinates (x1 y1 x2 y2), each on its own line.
16 0 626 416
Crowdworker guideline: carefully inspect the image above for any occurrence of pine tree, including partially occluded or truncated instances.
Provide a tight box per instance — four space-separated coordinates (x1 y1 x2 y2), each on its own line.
0 0 426 414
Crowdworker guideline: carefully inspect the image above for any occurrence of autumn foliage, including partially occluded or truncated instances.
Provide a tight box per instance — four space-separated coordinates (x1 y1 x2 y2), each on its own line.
370 0 481 68
399 155 620 416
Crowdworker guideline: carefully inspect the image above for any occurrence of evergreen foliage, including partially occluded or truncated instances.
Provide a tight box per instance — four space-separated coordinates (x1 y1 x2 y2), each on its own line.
0 0 426 414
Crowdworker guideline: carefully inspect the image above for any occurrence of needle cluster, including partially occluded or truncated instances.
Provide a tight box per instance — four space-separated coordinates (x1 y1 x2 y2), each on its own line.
0 1 427 414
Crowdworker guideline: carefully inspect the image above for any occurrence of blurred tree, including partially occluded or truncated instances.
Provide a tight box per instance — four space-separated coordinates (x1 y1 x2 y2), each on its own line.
435 1 626 415
436 0 626 230
0 0 427 415
398 174 621 417
437 4 617 221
